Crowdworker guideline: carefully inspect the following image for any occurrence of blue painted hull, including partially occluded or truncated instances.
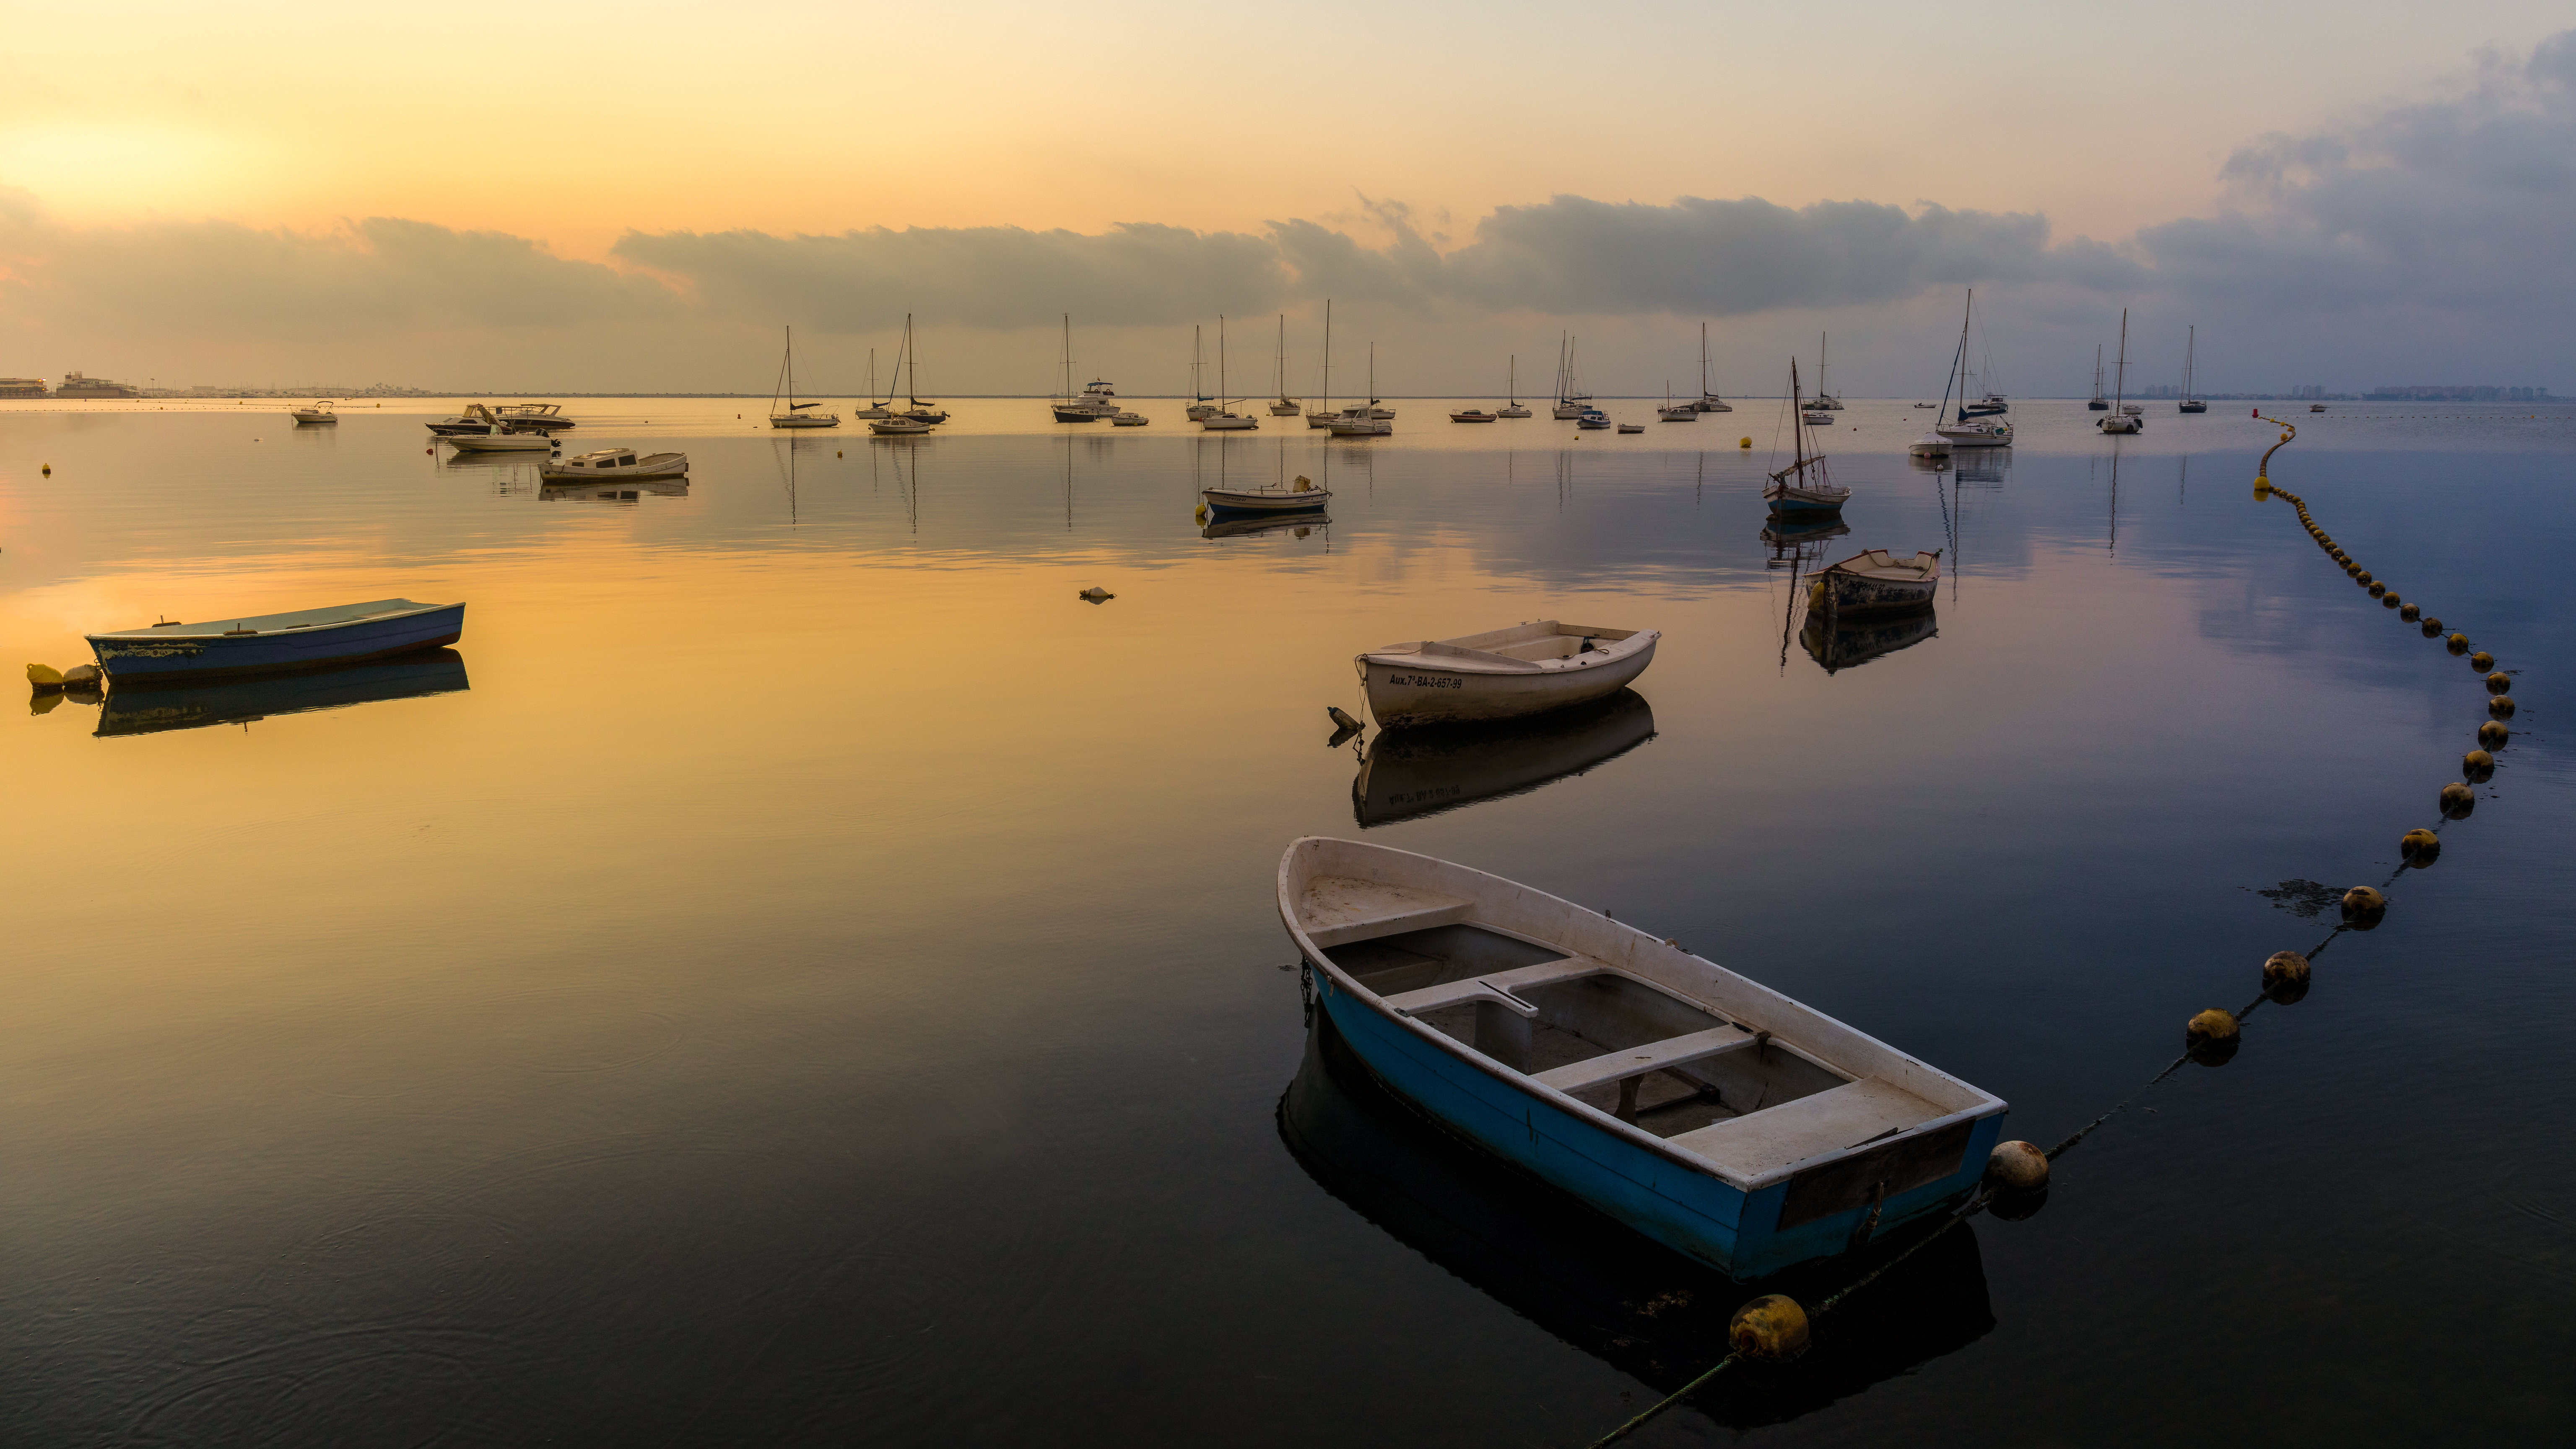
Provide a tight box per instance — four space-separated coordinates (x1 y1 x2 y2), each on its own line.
1766 496 1846 518
1311 971 1999 1280
89 602 466 682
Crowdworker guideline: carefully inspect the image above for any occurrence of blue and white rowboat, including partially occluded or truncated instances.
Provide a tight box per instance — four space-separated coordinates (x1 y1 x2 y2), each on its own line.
87 599 466 682
1278 837 2007 1279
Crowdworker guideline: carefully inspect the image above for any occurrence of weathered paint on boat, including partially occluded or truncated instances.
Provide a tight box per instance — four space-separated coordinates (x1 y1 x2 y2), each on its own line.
1278 837 2006 1279
1810 550 1940 617
87 600 465 682
1358 621 1657 728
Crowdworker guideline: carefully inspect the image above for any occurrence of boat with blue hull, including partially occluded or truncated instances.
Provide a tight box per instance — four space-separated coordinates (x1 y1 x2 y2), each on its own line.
1278 837 2006 1279
87 599 466 682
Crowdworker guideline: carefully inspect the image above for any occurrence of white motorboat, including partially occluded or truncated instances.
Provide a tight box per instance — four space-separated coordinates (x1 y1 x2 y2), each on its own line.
1766 360 1851 517
446 431 556 453
1450 408 1498 423
1908 433 1953 458
1111 410 1150 427
1049 317 1121 421
1658 405 1697 422
1616 423 1645 434
2098 309 2143 434
290 403 338 425
1691 324 1733 411
493 402 575 431
1205 473 1330 512
1802 410 1834 426
1575 409 1611 430
1358 620 1659 728
425 414 492 436
869 415 935 436
1328 406 1390 437
769 325 840 428
1202 413 1260 430
538 447 688 482
1810 549 1941 616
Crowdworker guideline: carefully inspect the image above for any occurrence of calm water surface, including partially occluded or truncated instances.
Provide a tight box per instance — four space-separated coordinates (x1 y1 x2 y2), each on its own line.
3 398 2571 1444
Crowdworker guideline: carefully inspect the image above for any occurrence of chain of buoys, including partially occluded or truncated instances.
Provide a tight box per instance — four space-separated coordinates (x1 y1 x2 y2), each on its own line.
1584 413 2525 1449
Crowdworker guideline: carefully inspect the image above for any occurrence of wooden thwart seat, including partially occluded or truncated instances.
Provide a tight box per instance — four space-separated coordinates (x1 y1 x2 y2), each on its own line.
1299 876 1474 947
1665 1078 1940 1179
1379 956 1604 1016
1530 1026 1758 1093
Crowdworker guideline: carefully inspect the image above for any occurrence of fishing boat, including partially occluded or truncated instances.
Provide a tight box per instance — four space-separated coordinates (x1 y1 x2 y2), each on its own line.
1111 410 1150 426
1765 359 1850 517
289 402 338 425
493 402 575 431
2087 346 2110 410
768 326 840 428
1049 317 1120 422
1450 408 1498 423
1276 837 2007 1278
2178 325 2207 412
1204 472 1330 513
1497 356 1532 418
1269 315 1302 414
1575 409 1612 430
1810 333 1843 409
2098 310 2142 434
1811 549 1940 616
86 599 467 683
538 447 688 482
1357 621 1658 727
1351 690 1656 828
1690 323 1732 411
1931 293 2013 447
1198 316 1261 430
1552 335 1592 419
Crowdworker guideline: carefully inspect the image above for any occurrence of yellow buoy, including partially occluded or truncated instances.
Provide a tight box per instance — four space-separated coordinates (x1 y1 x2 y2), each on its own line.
2440 781 2476 817
2186 1008 2241 1063
1739 436 1752 449
2485 670 2512 693
2478 720 2509 749
1985 1139 2050 1193
2367 582 2386 597
2468 651 2494 671
2464 748 2495 780
2399 603 2420 621
2447 634 2470 655
2252 479 2272 501
26 662 64 688
2489 696 2515 719
2262 950 2312 996
2421 619 2444 637
2400 827 2441 864
2340 885 2386 919
1728 1294 1811 1361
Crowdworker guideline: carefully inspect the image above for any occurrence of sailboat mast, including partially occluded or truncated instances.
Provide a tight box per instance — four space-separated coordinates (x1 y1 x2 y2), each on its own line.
1701 322 1710 398
1322 299 1332 414
1818 332 1828 400
2114 309 2127 409
2183 325 2195 397
1219 314 1228 410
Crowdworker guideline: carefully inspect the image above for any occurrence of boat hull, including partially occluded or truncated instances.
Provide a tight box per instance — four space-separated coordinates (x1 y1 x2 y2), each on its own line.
1815 573 1936 617
1203 488 1330 513
1052 406 1104 423
770 415 841 428
1362 637 1654 727
89 603 466 683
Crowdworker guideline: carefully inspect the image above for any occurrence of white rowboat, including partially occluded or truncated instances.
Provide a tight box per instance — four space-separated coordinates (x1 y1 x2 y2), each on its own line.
1358 621 1658 728
538 448 688 482
1810 549 1941 616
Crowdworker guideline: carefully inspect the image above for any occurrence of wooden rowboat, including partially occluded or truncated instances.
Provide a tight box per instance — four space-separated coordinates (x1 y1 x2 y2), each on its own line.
1279 838 2008 1278
87 599 465 683
1357 620 1657 728
1809 549 1940 617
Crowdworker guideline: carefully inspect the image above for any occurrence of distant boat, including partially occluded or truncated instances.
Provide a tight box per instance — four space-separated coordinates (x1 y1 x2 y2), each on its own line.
1616 422 1645 434
1274 835 2004 1278
2088 345 2110 410
2178 325 2207 412
1810 332 1843 410
1576 408 1612 430
1357 620 1659 727
1908 433 1952 458
1497 356 1532 417
853 348 891 417
2098 310 2142 434
1205 472 1330 513
425 413 493 436
444 407 558 452
538 447 688 483
1657 382 1696 422
1690 322 1732 411
1553 334 1592 419
1186 325 1220 421
1307 300 1342 428
1329 343 1392 435
87 599 466 682
1801 409 1834 426
1111 410 1150 426
1270 315 1302 414
768 326 840 428
1050 316 1121 422
1811 549 1941 616
869 414 935 436
1450 408 1498 423
493 402 576 431
885 314 947 424
1932 293 2014 447
289 402 338 425
1766 358 1850 517
1199 316 1261 429
2310 402 2327 412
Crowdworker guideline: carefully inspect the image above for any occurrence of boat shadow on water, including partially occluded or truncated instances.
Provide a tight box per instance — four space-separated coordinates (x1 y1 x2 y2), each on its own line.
1279 1014 1996 1429
1202 511 1329 541
93 650 471 737
540 479 690 503
1800 608 1939 675
1352 690 1655 827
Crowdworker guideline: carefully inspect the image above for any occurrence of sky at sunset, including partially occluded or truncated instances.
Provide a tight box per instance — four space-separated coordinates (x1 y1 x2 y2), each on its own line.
2 1 2570 396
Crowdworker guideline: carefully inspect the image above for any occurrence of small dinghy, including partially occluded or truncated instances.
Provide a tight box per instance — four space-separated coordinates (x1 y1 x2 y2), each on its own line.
87 599 465 682
1278 838 2007 1278
1358 620 1657 727
1616 422 1645 434
1205 474 1330 513
538 447 688 483
1449 409 1498 423
1810 549 1940 617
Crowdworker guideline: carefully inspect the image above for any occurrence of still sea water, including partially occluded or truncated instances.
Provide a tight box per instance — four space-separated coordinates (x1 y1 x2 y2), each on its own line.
2 397 2570 1444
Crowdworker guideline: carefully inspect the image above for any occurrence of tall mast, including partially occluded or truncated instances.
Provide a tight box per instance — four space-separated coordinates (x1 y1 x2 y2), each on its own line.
1818 331 1828 399
2183 325 2195 397
1276 313 1286 401
1218 314 1228 410
786 326 796 409
1954 291 1974 422
2113 308 2128 410
1700 322 1711 399
1509 355 1516 406
1322 299 1332 414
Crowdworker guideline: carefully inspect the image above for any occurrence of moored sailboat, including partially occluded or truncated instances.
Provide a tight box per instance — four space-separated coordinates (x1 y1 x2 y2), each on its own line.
1766 358 1852 516
2098 310 2142 434
2178 325 2207 412
768 326 841 428
1690 322 1732 411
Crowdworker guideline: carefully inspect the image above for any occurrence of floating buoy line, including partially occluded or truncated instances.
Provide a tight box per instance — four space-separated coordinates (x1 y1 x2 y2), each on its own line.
1582 415 2523 1447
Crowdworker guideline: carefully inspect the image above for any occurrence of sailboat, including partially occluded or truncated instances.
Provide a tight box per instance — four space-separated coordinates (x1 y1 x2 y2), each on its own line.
2177 326 2207 412
1307 301 1340 429
1496 356 1532 418
2087 345 2110 410
1050 316 1119 422
1185 326 1219 422
853 348 890 418
2098 310 2142 434
1810 332 1843 410
768 327 841 428
890 315 946 423
1764 358 1851 516
870 315 940 434
1657 382 1696 421
1329 342 1392 436
1690 322 1733 411
1269 315 1302 415
1200 315 1259 429
1932 292 2014 448
1552 335 1591 420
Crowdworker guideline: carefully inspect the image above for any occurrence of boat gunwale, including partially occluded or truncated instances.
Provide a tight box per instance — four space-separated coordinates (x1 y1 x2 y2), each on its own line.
88 599 463 642
1278 837 2005 1194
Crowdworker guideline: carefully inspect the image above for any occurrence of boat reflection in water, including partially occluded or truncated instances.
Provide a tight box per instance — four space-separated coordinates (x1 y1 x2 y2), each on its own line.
540 479 690 504
1202 512 1329 542
1800 609 1939 675
1279 1015 1995 1428
1352 689 1654 826
95 650 470 737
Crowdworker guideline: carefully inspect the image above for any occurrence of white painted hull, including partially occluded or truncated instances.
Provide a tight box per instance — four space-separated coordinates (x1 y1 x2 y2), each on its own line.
445 433 555 452
1204 486 1331 512
1200 414 1261 430
1360 624 1658 728
539 452 688 482
771 413 841 428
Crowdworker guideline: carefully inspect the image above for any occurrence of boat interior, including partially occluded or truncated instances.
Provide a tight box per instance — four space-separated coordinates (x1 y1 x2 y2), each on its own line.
1378 621 1644 670
1291 850 1994 1188
1833 550 1939 579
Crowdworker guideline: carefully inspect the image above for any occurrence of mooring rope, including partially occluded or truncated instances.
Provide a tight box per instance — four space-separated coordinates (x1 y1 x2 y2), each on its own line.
1579 415 2521 1447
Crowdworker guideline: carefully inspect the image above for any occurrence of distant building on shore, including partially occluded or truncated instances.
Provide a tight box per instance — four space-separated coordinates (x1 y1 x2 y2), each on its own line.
2364 384 2556 402
55 371 141 398
0 377 48 398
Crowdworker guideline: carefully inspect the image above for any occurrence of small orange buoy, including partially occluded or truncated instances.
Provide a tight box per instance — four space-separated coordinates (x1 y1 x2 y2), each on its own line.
1728 1295 1810 1361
